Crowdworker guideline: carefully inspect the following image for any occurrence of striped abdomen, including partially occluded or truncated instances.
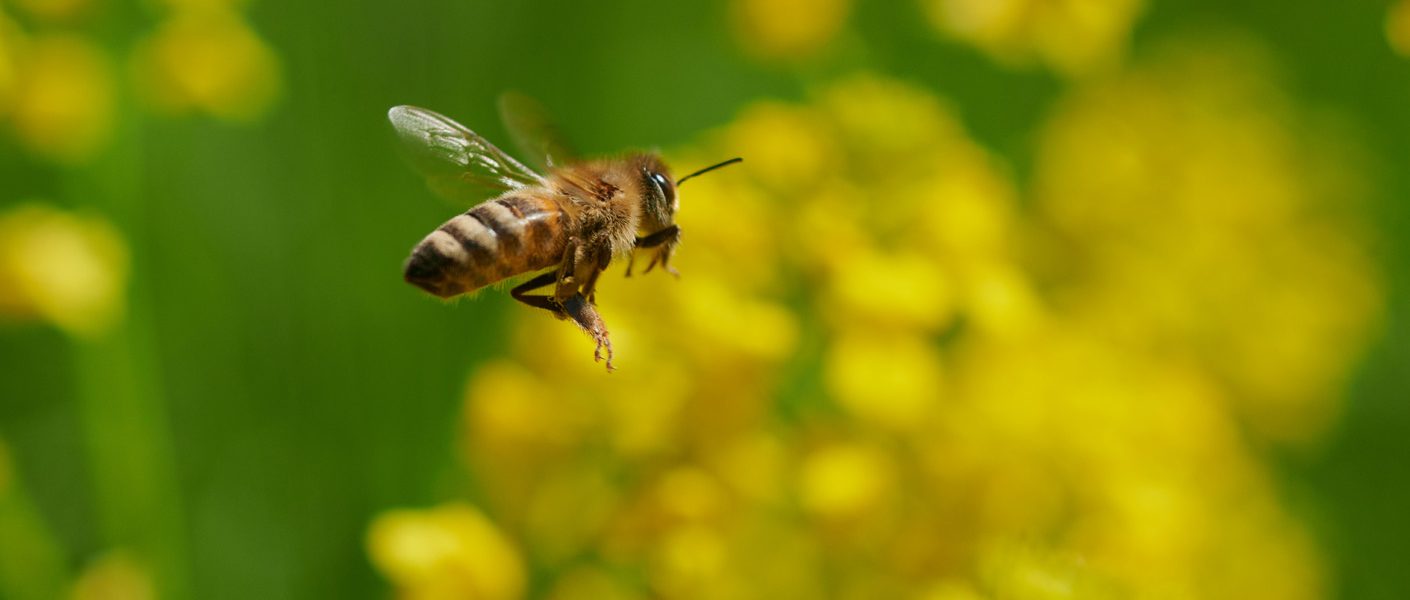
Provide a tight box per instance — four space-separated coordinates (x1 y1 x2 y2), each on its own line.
404 194 570 298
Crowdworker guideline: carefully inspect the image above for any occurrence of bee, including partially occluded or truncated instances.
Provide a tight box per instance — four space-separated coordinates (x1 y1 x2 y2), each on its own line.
390 94 741 372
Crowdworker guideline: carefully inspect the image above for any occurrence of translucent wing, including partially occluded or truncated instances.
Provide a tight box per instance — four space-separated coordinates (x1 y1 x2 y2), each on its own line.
388 105 546 203
497 91 578 171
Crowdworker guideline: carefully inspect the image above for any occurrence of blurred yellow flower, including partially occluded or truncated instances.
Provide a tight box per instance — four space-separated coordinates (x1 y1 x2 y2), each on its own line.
10 0 93 23
825 330 943 431
0 13 18 115
1033 41 1382 443
818 76 967 168
157 0 250 10
68 552 154 600
978 542 1118 600
798 443 891 520
824 248 954 332
7 34 115 163
1388 0 1410 57
546 566 640 600
654 524 729 593
367 503 525 600
731 0 850 62
0 204 129 337
131 9 281 121
920 0 1145 76
724 102 839 192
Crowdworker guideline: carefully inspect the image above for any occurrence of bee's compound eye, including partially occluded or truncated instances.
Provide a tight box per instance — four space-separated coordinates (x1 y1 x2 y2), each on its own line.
648 171 675 208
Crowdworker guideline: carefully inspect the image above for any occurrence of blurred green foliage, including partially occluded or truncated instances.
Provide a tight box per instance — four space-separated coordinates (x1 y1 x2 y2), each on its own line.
1 0 1408 598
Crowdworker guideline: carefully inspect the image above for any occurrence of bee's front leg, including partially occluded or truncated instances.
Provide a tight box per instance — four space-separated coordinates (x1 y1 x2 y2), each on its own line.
626 225 680 278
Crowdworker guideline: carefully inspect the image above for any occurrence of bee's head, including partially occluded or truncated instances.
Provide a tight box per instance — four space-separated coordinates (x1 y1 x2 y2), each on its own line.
632 154 742 230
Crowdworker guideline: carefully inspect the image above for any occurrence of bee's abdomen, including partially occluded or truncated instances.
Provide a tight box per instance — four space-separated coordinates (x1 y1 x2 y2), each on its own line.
404 195 569 298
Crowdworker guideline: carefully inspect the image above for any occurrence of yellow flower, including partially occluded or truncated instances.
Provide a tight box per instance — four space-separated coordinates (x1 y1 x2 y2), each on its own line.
463 360 588 462
157 0 249 10
824 330 944 431
824 247 955 333
367 503 525 600
960 260 1043 339
1388 0 1410 57
10 0 93 23
704 432 788 504
920 0 1145 76
0 12 19 115
546 567 641 600
797 443 891 520
818 75 966 168
652 524 730 594
978 542 1118 600
731 0 850 61
131 9 281 120
521 464 620 565
8 34 115 163
724 102 839 192
916 580 984 600
1033 40 1383 443
653 467 727 523
0 204 128 337
69 552 154 600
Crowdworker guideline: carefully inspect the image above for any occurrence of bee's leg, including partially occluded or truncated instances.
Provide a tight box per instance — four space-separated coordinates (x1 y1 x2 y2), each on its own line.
643 244 679 278
554 242 589 304
560 292 614 372
625 225 680 277
636 225 680 248
510 270 566 316
514 263 614 371
582 251 614 303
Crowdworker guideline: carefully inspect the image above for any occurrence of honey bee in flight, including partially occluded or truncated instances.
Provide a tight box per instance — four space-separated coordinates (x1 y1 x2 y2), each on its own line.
391 94 741 372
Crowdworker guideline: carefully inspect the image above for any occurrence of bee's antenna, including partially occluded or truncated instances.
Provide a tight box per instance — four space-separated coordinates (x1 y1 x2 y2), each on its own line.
676 157 743 186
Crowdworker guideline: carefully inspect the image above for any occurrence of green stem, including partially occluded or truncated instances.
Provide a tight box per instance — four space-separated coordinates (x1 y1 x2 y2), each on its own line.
75 320 189 598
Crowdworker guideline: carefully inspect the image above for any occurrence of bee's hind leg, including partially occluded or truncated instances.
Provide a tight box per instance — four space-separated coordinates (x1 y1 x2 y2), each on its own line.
560 292 614 372
512 267 616 372
510 270 565 316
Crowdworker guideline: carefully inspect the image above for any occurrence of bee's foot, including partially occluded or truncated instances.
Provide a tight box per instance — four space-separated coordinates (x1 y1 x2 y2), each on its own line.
593 335 615 373
561 292 615 372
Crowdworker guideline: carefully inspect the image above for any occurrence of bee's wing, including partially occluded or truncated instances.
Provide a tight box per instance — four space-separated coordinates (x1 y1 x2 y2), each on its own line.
497 91 579 171
388 105 546 203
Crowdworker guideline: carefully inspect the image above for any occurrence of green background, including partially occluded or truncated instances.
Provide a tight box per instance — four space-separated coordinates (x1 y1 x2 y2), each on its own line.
1 1 1406 598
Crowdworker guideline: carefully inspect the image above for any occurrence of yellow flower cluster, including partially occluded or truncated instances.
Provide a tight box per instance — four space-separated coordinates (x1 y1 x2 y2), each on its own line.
0 204 128 337
68 552 154 600
0 12 115 164
368 504 526 600
731 0 851 62
1033 42 1382 443
1388 0 1410 57
131 3 281 121
0 0 279 164
918 0 1145 76
369 51 1379 599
